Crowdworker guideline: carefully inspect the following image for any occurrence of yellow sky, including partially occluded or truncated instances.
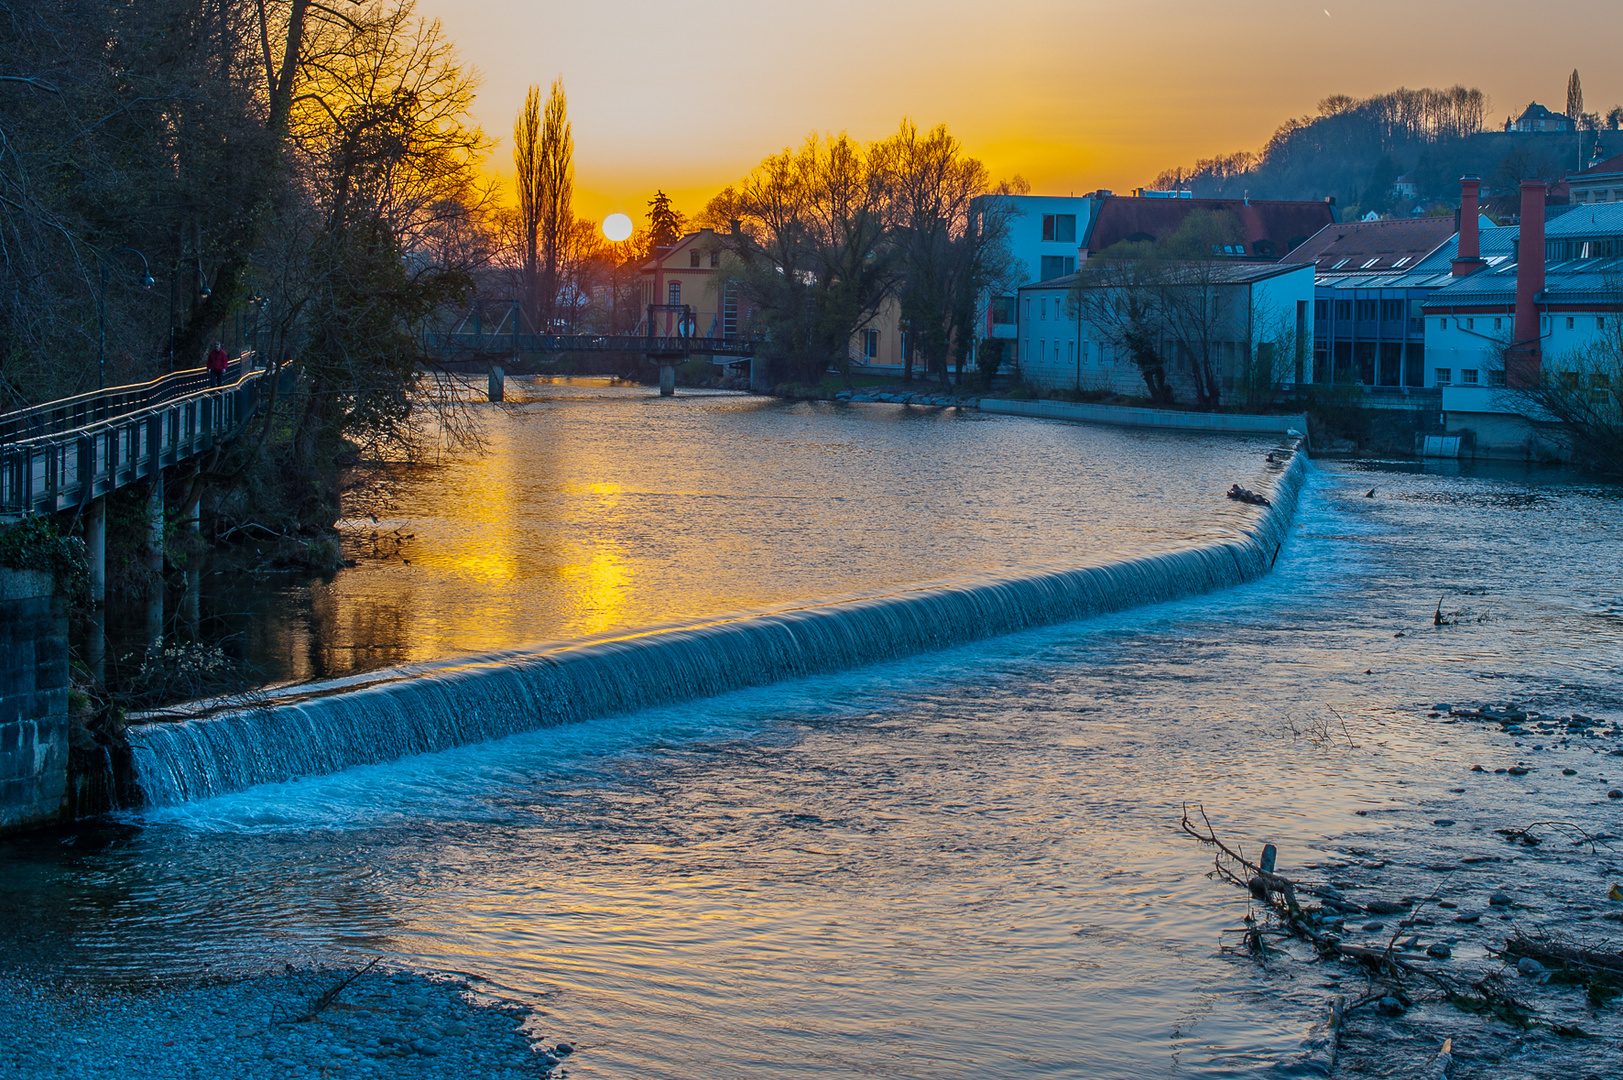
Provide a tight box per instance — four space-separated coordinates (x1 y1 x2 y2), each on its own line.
417 0 1622 227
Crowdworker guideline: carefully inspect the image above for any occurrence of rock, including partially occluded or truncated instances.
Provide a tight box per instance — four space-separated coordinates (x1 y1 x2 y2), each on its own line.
404 995 430 1008
1610 789 1623 799
1377 996 1406 1016
1489 892 1513 906
1516 957 1546 977
1438 900 1457 909
1470 764 1484 772
1507 766 1530 776
1453 912 1481 923
1363 921 1386 932
1433 819 1456 827
1563 769 1577 775
555 1043 574 1055
1427 942 1453 959
1365 899 1411 915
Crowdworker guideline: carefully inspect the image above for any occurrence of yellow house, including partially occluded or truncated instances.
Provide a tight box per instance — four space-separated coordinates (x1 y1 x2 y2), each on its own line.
640 229 905 375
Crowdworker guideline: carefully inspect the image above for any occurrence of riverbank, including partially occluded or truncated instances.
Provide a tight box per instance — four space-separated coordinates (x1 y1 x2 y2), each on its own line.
0 964 567 1080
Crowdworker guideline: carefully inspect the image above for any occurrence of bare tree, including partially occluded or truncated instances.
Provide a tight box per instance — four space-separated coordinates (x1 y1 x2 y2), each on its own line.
1568 70 1584 125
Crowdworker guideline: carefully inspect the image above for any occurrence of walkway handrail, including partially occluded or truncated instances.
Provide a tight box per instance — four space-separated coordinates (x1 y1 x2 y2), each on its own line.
422 332 755 358
1 367 266 516
0 358 255 445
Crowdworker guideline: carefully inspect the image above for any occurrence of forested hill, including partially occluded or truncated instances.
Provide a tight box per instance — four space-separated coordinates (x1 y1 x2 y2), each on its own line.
1152 85 1617 220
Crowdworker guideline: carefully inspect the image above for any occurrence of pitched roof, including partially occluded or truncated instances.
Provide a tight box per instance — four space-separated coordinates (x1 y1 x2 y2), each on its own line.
1517 102 1570 124
1029 261 1311 291
1282 217 1457 273
1573 151 1623 180
1081 195 1334 260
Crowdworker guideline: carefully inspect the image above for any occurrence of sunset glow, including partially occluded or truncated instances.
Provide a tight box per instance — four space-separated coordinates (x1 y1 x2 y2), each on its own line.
420 0 1623 222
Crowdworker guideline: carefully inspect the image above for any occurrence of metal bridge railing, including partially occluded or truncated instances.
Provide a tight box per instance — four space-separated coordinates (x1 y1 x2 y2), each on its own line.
0 364 265 516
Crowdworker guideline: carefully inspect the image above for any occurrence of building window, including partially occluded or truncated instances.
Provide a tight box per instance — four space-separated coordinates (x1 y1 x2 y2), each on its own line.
1024 298 1031 322
710 250 720 267
1041 214 1077 243
1462 368 1479 385
1600 317 1608 329
1488 369 1506 387
1022 339 1029 362
861 329 879 359
668 281 681 305
1040 298 1047 320
1356 299 1378 321
1038 339 1045 363
1439 318 1447 330
990 296 1016 325
1334 299 1353 321
1380 299 1403 321
1466 318 1474 329
1040 255 1076 279
1314 299 1327 321
689 250 701 267
1567 316 1575 329
1561 371 1580 389
1435 368 1452 385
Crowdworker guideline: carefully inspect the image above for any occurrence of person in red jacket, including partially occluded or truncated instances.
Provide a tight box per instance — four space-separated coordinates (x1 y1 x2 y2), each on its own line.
206 341 229 386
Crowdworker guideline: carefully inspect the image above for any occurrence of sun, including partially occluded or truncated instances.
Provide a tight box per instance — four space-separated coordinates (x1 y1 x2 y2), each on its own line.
602 213 633 243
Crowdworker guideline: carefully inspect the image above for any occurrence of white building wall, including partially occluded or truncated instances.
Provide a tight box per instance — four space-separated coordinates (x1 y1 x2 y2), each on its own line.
1015 265 1314 399
1422 311 1615 388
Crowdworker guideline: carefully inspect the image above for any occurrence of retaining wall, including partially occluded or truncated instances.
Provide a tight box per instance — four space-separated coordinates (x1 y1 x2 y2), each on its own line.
980 398 1308 435
0 568 68 833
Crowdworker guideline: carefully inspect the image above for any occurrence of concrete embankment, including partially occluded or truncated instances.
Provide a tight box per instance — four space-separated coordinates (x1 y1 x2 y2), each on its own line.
827 389 1309 438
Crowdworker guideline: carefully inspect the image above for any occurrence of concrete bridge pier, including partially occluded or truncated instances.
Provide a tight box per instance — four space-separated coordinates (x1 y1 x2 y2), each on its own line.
85 497 106 606
658 363 676 397
144 478 164 646
488 365 505 402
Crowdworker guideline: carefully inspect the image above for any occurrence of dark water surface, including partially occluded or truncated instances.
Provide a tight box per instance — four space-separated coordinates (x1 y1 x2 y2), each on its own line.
8 395 1623 1078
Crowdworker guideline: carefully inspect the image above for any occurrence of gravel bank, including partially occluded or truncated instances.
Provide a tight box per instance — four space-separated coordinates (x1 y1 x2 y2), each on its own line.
0 964 571 1080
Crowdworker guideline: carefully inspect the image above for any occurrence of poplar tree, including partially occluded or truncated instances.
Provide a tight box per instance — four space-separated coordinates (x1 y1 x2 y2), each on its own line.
1567 70 1584 125
514 86 543 331
537 78 573 329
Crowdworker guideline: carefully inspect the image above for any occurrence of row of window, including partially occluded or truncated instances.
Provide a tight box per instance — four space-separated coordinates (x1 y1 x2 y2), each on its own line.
1433 368 1505 387
1437 316 1607 331
1317 298 1416 321
688 249 721 268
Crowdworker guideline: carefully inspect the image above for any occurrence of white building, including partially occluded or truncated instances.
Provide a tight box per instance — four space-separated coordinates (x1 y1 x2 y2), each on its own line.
1013 262 1314 402
972 194 1098 364
1421 194 1623 457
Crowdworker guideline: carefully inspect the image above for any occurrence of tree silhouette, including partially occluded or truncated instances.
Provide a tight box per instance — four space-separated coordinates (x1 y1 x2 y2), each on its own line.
1568 70 1584 124
647 191 684 250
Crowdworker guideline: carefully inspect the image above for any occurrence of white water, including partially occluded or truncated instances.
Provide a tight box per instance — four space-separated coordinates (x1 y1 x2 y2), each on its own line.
127 448 1305 805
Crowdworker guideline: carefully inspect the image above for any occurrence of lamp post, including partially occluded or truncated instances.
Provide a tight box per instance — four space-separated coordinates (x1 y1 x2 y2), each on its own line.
98 248 154 390
168 263 211 370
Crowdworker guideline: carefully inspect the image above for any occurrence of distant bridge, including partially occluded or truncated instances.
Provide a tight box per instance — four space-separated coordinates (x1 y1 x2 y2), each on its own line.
423 303 756 395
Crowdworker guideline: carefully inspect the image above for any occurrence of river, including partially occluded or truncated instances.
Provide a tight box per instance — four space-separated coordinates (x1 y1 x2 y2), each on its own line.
7 381 1623 1078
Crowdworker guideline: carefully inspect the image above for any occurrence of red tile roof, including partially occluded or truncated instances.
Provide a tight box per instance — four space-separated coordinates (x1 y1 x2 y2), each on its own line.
1083 196 1335 260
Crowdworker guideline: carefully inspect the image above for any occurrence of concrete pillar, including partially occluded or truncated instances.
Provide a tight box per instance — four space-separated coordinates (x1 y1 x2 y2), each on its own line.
145 476 164 647
659 363 676 397
488 365 505 402
86 496 106 605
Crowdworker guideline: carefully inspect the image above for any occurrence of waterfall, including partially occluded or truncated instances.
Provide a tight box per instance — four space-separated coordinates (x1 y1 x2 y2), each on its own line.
128 447 1308 806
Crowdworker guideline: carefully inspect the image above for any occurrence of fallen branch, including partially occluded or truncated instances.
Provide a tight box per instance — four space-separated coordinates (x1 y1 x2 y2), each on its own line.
279 957 381 1025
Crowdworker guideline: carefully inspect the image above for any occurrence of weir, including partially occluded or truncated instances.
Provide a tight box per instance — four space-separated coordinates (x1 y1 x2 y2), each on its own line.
128 445 1308 807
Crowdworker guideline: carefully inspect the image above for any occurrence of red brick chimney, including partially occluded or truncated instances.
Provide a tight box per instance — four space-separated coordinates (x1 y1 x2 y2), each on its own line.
1451 176 1483 276
1507 180 1547 387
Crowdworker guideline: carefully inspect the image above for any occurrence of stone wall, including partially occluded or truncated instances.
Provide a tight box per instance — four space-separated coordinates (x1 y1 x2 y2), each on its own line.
0 567 68 833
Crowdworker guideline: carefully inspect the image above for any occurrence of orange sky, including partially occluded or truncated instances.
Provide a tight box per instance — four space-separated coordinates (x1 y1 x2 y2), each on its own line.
417 0 1623 230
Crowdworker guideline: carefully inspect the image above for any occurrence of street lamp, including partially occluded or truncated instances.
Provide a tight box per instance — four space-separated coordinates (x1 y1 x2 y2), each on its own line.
99 248 154 390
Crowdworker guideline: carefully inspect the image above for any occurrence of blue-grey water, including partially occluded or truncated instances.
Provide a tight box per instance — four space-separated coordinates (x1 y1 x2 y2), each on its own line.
6 385 1623 1078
